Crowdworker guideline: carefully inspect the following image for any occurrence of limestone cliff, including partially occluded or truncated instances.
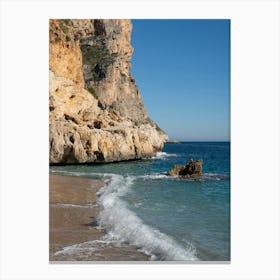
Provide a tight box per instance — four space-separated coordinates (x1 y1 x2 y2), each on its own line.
49 19 168 164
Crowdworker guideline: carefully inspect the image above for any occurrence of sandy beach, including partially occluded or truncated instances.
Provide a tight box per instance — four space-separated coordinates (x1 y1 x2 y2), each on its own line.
49 174 149 262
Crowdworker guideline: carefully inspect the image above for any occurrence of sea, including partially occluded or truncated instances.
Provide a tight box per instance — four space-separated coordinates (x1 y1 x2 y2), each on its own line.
50 141 230 261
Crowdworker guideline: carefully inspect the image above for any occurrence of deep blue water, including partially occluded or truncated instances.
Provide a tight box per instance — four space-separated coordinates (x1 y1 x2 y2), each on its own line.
50 142 230 261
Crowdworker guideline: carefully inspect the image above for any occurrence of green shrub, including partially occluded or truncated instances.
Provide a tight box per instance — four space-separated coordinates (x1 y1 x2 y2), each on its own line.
80 45 117 82
87 87 98 99
80 45 116 66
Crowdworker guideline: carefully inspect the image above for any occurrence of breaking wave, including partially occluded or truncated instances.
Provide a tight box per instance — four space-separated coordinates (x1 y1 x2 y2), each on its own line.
152 152 178 160
96 173 198 261
138 173 169 180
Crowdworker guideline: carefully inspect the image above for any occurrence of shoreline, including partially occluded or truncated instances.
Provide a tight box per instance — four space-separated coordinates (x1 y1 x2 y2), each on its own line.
49 174 149 261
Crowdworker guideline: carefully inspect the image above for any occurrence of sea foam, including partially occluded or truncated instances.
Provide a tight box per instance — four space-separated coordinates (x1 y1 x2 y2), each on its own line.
152 152 178 159
96 173 198 261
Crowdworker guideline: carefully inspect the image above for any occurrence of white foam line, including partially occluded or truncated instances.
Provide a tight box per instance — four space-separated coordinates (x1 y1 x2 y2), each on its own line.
152 152 178 159
49 170 90 177
50 203 98 208
97 174 198 261
53 240 108 256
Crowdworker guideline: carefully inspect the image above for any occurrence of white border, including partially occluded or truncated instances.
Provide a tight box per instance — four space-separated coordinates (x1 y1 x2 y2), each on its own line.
0 0 279 279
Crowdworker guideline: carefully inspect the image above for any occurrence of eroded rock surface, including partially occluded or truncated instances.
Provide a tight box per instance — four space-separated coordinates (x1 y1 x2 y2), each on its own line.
168 159 203 177
49 19 168 164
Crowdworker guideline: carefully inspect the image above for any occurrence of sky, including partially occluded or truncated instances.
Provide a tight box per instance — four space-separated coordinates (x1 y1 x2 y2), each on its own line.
130 19 230 141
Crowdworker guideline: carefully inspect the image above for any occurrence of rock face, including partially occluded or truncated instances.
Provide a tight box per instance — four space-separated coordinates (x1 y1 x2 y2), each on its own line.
49 19 168 164
168 160 203 177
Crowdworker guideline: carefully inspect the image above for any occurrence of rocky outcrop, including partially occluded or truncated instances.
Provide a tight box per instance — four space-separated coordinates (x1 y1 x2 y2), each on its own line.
49 19 168 164
168 160 203 177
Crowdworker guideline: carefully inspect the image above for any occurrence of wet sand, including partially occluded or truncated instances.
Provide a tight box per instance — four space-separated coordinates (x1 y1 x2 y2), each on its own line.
49 174 149 262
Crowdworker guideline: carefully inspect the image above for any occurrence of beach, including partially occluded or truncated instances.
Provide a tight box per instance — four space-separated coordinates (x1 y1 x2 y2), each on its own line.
50 142 230 261
49 174 149 261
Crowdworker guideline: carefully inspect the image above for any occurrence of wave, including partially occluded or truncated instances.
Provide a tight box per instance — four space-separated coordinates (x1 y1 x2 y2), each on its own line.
49 169 90 177
50 168 227 184
137 172 228 182
201 173 229 181
138 173 169 180
50 202 98 208
152 152 178 160
53 238 120 259
96 173 198 261
50 168 227 183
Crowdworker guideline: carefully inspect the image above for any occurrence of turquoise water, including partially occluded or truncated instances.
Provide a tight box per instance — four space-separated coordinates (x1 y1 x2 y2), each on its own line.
50 142 230 261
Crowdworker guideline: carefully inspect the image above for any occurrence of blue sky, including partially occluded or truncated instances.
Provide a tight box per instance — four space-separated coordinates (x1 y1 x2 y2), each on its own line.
131 19 230 141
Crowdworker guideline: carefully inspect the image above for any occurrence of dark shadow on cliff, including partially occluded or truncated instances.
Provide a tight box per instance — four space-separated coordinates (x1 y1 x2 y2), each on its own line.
49 157 153 166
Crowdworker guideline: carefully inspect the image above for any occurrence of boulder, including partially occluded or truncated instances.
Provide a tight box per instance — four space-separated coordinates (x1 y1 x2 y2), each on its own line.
168 159 203 177
167 165 185 176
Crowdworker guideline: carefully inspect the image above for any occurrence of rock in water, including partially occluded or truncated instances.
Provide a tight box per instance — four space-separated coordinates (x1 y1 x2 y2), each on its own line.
182 159 203 176
49 19 168 164
167 165 185 176
168 159 203 177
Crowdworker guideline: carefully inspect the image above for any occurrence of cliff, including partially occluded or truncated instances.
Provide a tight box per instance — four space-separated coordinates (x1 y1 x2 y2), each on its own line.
49 19 168 164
